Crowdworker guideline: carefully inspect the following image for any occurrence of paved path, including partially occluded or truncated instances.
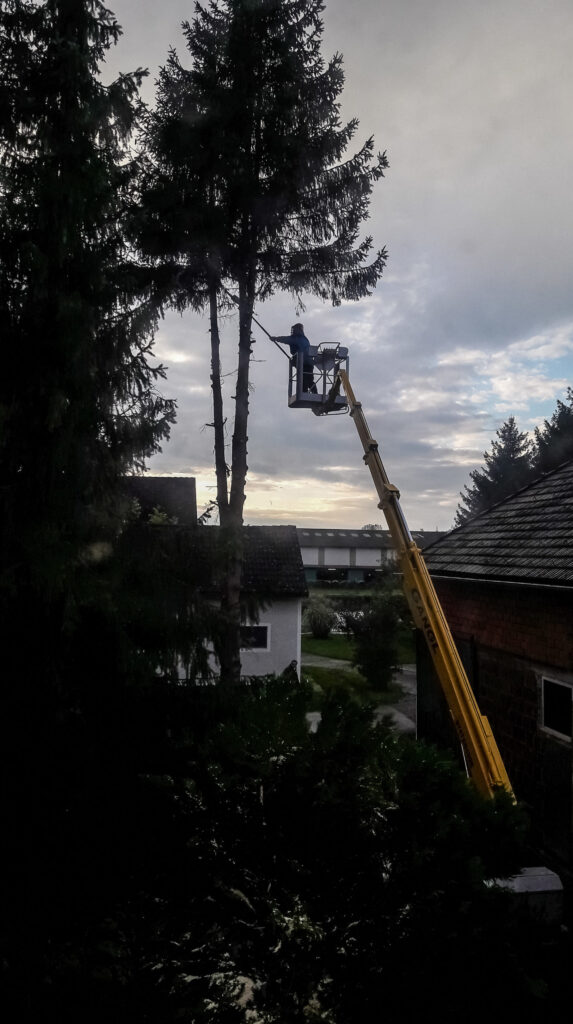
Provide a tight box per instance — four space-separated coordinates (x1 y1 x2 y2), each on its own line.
301 655 417 735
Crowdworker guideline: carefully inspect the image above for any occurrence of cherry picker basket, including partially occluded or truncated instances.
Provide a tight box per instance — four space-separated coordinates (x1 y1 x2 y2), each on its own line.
287 343 349 412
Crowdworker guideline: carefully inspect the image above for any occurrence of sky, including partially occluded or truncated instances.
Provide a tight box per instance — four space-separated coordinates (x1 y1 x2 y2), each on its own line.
104 0 573 530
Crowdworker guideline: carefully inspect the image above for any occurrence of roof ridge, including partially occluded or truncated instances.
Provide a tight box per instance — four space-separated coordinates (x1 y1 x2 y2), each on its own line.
444 458 573 539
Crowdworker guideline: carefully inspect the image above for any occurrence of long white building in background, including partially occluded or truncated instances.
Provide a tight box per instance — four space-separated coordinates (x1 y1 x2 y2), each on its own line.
296 527 445 584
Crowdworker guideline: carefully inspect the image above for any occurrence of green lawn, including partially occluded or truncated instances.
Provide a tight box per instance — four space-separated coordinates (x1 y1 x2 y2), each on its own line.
301 628 415 665
302 663 405 710
301 627 413 710
301 633 354 661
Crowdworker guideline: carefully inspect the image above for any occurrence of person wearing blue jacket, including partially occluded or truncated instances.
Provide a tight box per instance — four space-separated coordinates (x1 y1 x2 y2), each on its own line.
273 323 317 394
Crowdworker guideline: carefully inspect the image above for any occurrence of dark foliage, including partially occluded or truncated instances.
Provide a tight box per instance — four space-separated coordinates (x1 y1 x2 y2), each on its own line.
1 6 570 1021
0 1 176 1012
455 390 573 526
533 386 573 474
135 0 388 682
4 671 569 1022
304 594 337 638
345 587 410 690
455 416 533 525
137 0 388 311
0 0 175 599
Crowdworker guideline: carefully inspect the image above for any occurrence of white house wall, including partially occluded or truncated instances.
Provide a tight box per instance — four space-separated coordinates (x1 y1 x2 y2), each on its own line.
240 598 302 678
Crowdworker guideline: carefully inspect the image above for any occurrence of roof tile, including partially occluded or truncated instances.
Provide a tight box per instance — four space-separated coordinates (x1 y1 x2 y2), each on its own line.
424 461 573 588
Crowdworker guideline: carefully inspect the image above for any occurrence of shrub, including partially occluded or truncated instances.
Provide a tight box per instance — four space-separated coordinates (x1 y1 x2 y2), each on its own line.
304 596 337 638
345 591 404 690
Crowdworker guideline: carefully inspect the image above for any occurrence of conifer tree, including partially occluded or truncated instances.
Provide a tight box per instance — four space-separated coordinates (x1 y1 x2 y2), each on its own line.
533 387 573 474
138 0 388 683
0 4 176 989
0 0 175 611
455 417 533 526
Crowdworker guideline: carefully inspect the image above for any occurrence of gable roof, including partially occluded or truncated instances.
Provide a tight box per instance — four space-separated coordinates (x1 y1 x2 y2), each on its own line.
424 460 573 589
242 525 307 596
190 525 307 598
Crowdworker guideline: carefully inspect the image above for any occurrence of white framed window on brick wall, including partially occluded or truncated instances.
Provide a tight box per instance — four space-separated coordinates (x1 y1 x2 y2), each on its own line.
540 676 573 742
240 624 270 652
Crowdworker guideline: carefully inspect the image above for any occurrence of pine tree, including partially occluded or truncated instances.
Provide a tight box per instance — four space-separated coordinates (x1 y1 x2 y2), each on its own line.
455 417 533 526
0 0 175 607
0 4 177 998
137 0 388 683
533 387 573 474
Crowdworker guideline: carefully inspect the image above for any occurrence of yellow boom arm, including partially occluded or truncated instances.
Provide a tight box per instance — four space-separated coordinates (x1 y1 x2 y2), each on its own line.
338 370 514 800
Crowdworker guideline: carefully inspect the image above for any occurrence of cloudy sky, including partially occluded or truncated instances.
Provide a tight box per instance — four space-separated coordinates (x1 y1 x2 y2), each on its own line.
105 0 573 530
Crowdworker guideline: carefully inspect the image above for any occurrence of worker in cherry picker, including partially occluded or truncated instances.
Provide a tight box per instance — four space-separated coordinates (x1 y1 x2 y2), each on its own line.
272 323 317 394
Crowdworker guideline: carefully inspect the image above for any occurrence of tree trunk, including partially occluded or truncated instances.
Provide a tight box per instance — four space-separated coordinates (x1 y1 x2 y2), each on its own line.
216 271 255 686
229 275 254 522
207 283 237 685
208 280 229 518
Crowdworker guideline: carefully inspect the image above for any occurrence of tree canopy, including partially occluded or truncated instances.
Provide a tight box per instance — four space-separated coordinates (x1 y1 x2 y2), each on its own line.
0 2 177 1003
455 417 533 526
455 389 573 526
533 386 573 474
136 0 388 683
1 6 571 1019
138 0 388 311
0 0 175 600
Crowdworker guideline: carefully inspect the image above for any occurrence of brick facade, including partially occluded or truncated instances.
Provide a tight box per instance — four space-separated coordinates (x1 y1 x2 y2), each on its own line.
418 577 573 868
435 580 573 669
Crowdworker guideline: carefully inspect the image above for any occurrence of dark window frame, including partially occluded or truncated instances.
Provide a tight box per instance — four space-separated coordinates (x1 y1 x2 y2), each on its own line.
240 623 270 652
541 675 573 742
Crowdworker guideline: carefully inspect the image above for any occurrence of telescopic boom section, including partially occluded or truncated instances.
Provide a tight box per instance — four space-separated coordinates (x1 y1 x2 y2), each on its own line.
338 371 514 801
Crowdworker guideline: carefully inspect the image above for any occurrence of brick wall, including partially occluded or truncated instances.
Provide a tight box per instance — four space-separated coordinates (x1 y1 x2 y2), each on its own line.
434 579 573 671
418 577 573 867
477 647 540 802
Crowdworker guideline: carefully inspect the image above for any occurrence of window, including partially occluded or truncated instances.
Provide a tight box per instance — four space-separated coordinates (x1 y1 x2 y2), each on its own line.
316 567 348 582
240 624 270 651
541 676 573 741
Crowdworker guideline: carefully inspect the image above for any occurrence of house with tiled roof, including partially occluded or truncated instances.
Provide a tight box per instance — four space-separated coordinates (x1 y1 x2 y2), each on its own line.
192 524 308 679
296 527 444 584
122 476 306 679
155 523 306 680
420 460 573 869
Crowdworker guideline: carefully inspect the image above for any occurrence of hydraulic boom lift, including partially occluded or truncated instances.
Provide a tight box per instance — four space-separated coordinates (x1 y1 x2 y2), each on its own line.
291 348 514 801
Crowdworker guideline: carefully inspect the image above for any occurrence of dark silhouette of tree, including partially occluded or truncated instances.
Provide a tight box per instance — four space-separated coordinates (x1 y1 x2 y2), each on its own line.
137 0 388 683
5 669 559 1023
0 0 175 596
0 0 175 1004
2 10 563 1020
345 587 408 690
455 417 533 526
533 387 573 473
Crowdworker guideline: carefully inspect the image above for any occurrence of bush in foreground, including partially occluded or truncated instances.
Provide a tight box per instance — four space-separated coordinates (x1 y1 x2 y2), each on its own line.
6 671 567 1023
